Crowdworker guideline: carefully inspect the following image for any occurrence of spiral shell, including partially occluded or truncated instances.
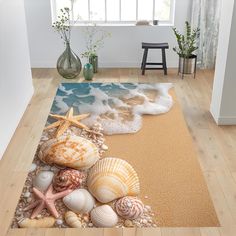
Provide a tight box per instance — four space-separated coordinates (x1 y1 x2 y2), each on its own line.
91 205 118 227
38 136 100 170
18 217 55 228
115 196 144 220
53 169 86 192
33 171 54 192
65 211 82 228
63 189 95 213
88 157 140 203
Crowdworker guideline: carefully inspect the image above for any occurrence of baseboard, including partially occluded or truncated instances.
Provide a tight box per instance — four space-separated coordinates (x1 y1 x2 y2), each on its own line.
210 107 236 125
30 60 178 68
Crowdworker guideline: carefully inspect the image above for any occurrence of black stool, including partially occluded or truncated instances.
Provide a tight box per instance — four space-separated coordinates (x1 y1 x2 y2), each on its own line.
141 42 169 75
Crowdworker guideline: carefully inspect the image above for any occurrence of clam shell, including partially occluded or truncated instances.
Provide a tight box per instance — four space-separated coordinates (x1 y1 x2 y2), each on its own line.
63 189 95 213
53 168 86 192
88 157 140 203
33 171 54 192
115 196 144 220
91 205 118 227
38 136 100 170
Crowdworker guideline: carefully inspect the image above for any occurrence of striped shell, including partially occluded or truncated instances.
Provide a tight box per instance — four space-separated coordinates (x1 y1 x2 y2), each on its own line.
115 196 144 220
53 169 86 192
87 157 140 203
91 205 118 227
63 189 95 213
38 136 99 170
65 211 82 228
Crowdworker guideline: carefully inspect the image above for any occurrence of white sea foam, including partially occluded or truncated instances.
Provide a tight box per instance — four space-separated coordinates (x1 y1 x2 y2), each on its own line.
55 83 173 135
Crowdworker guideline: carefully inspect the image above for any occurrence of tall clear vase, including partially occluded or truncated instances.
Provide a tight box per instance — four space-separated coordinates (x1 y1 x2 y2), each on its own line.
57 42 82 79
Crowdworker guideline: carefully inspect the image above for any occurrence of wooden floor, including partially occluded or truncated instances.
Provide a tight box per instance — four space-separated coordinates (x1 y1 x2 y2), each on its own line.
1 68 236 236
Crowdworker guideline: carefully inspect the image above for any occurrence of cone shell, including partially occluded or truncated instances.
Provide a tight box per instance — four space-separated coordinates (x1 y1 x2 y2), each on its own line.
65 211 82 228
63 189 95 213
87 157 140 203
38 136 100 170
18 217 55 228
91 205 118 227
115 196 144 220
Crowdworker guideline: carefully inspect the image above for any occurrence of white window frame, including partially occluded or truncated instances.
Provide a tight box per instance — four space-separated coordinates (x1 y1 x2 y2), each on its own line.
51 0 175 26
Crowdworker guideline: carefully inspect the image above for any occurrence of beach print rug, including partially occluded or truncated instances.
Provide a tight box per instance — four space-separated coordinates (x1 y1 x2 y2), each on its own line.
11 83 219 228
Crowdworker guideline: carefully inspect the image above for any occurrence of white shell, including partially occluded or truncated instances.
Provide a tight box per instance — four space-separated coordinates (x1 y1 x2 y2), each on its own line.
63 189 95 213
38 136 100 170
91 205 118 227
33 171 54 192
29 163 37 172
88 157 140 203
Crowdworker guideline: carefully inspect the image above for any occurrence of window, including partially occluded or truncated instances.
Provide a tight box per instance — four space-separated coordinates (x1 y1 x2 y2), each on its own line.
51 0 175 25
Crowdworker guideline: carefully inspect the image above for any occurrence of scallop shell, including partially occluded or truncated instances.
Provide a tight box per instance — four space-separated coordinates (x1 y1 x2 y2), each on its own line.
115 196 144 220
87 157 140 203
18 217 55 228
65 211 82 228
38 136 100 170
53 168 86 192
33 171 54 192
63 189 95 213
90 205 118 227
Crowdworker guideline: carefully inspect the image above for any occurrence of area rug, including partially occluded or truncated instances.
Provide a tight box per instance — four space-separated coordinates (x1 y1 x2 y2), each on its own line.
11 83 219 228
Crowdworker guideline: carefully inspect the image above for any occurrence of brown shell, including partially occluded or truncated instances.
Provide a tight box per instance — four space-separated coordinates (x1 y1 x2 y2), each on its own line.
53 169 86 192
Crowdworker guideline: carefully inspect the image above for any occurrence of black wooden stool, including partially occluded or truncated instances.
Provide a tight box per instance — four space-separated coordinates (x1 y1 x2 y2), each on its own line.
141 42 169 75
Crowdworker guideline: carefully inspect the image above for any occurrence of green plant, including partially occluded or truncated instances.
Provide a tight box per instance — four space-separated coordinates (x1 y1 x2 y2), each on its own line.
172 21 200 58
52 7 71 44
81 24 111 60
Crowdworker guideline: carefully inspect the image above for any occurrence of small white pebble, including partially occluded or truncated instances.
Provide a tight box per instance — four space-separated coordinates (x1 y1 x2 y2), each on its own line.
88 223 93 227
56 219 63 225
29 163 37 172
101 144 108 151
36 214 42 219
23 192 31 198
145 205 151 211
144 196 148 199
142 219 148 224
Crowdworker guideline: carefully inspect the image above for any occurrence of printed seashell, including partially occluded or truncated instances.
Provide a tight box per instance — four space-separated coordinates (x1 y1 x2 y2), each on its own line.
115 196 144 220
63 189 95 213
88 157 140 203
53 168 86 192
33 171 54 192
18 217 55 228
91 205 118 227
38 136 100 170
65 211 82 228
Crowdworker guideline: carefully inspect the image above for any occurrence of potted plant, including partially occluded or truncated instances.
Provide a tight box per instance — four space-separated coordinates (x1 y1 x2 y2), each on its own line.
173 21 200 75
52 8 82 79
81 24 111 73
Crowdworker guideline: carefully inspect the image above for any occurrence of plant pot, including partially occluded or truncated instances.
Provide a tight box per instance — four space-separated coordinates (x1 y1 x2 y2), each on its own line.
83 63 94 81
89 55 98 73
178 55 197 74
57 42 82 79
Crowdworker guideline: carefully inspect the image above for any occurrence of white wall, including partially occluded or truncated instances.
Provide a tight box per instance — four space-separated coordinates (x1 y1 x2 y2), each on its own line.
210 0 236 125
0 0 34 159
24 0 192 68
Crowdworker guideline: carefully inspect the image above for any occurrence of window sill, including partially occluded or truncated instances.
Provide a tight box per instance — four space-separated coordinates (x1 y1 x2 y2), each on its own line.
72 23 174 27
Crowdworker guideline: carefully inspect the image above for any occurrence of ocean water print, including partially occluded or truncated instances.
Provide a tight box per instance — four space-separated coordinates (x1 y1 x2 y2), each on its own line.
50 83 173 135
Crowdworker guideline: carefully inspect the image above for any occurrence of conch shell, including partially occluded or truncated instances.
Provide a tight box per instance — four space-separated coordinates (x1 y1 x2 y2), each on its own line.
18 217 55 228
115 196 144 220
38 136 100 170
91 205 118 227
65 211 82 228
88 157 140 203
63 189 95 213
53 168 86 192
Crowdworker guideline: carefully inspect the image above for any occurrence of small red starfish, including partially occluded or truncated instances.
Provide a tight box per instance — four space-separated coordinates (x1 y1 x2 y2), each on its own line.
24 184 72 219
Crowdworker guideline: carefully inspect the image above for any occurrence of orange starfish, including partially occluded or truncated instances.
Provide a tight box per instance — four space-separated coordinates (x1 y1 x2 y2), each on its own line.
44 107 90 137
24 184 72 219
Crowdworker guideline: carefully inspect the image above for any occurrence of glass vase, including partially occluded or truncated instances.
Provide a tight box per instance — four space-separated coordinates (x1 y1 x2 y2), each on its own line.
83 63 94 81
89 55 98 73
57 42 82 79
